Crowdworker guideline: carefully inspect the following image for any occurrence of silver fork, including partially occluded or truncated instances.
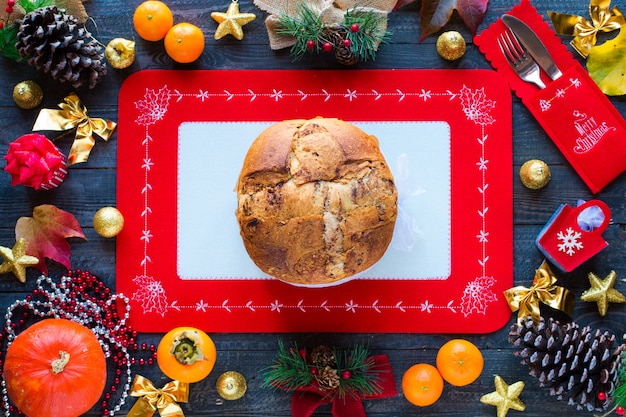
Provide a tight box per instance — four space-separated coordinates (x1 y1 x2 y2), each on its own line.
497 29 546 89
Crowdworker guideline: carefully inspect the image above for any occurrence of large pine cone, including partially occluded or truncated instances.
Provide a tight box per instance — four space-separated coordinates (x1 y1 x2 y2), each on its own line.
316 366 340 390
311 345 336 368
16 6 106 89
509 317 624 412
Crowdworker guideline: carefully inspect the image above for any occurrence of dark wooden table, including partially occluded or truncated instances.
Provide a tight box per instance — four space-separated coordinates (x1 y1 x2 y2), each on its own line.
1 0 625 416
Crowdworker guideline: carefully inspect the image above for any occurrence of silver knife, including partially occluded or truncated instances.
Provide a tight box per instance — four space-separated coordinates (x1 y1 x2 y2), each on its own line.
502 14 562 80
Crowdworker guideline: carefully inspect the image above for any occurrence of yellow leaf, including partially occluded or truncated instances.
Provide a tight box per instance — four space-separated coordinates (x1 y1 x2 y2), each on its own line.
587 25 626 96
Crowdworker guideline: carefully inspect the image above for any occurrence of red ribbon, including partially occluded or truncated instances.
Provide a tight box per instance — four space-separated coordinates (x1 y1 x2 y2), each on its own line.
290 354 397 417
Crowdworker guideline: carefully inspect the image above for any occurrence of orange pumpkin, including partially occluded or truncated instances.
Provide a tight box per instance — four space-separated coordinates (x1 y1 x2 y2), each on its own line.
3 318 107 417
157 326 216 383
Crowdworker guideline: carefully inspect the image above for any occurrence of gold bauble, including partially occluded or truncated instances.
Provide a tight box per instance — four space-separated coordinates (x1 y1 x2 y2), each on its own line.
436 31 466 61
13 80 43 109
93 207 124 238
216 371 247 400
519 159 551 189
105 38 136 69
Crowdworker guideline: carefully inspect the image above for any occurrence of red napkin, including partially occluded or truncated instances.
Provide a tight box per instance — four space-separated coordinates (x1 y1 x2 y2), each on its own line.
475 0 626 193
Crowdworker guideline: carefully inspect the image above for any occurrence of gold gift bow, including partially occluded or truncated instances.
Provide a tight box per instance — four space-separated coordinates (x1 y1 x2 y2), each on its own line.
504 261 574 326
127 375 189 417
253 0 397 50
33 93 117 166
548 0 625 58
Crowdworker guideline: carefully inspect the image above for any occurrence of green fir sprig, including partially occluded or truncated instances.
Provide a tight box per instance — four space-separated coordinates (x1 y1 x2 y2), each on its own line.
261 340 384 401
613 352 626 409
0 0 58 61
276 2 390 63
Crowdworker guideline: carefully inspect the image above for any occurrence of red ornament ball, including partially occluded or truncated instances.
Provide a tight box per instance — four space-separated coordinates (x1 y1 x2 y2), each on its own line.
342 39 351 47
306 40 315 50
350 24 359 33
322 42 333 52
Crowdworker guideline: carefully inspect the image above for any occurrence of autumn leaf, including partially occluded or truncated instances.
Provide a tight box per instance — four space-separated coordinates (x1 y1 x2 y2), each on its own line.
420 0 489 40
587 26 626 96
15 204 86 274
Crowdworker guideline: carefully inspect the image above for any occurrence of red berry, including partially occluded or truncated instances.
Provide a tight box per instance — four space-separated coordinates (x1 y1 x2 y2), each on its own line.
7 0 15 5
343 39 351 47
597 392 607 401
322 42 333 52
342 370 351 379
350 24 359 33
310 367 317 375
5 5 13 13
0 22 3 30
617 406 625 416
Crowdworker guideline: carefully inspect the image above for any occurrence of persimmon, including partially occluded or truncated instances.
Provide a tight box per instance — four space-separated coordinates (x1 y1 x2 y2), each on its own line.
133 0 173 41
436 339 484 386
157 326 216 383
402 363 444 407
164 22 205 63
3 318 107 417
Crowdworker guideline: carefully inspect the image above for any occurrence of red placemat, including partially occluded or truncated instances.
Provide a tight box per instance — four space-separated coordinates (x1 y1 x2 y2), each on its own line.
116 69 513 333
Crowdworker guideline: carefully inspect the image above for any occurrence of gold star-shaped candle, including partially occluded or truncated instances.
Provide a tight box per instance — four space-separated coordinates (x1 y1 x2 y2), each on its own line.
580 270 626 316
480 375 526 417
0 238 39 283
211 0 256 40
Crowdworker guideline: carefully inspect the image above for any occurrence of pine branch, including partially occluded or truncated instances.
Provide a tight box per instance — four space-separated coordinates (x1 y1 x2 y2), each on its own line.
614 353 626 408
261 340 313 391
1 0 58 61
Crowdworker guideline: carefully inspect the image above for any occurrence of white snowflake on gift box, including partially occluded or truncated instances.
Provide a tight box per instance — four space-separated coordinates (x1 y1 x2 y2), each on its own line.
557 227 583 256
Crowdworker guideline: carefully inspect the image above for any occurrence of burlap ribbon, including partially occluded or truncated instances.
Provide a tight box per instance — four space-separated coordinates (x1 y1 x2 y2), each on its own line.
33 93 116 165
504 261 574 326
0 0 88 25
548 0 625 58
127 375 189 417
253 0 397 50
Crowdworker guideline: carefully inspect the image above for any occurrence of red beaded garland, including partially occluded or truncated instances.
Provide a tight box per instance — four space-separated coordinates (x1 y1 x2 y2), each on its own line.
0 270 157 417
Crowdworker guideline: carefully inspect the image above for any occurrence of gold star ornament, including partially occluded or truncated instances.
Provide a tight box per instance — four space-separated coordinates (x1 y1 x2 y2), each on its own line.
480 375 526 417
0 238 39 283
580 270 626 316
211 0 256 40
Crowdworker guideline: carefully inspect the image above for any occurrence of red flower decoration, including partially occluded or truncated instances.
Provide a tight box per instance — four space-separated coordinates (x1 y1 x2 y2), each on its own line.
4 133 67 190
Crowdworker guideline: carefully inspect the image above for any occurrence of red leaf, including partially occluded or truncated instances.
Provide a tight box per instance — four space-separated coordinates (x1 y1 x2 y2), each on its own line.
420 0 489 40
15 205 86 274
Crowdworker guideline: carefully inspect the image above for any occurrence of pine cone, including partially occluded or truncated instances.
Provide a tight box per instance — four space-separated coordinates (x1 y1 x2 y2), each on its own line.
335 46 359 66
509 317 624 412
316 366 340 390
311 345 336 368
16 6 106 89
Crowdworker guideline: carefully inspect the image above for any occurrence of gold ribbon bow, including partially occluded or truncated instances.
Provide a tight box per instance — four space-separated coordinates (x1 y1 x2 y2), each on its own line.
33 93 117 165
127 375 189 417
548 0 625 58
504 261 574 326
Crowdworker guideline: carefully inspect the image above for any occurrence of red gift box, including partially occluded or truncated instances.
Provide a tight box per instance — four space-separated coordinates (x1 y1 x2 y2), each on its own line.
536 200 610 272
474 0 626 193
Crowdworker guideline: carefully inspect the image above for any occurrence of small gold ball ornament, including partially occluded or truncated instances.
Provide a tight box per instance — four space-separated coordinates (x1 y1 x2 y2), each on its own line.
105 38 136 69
519 159 551 189
436 31 466 61
93 207 125 238
216 371 247 400
13 80 43 109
